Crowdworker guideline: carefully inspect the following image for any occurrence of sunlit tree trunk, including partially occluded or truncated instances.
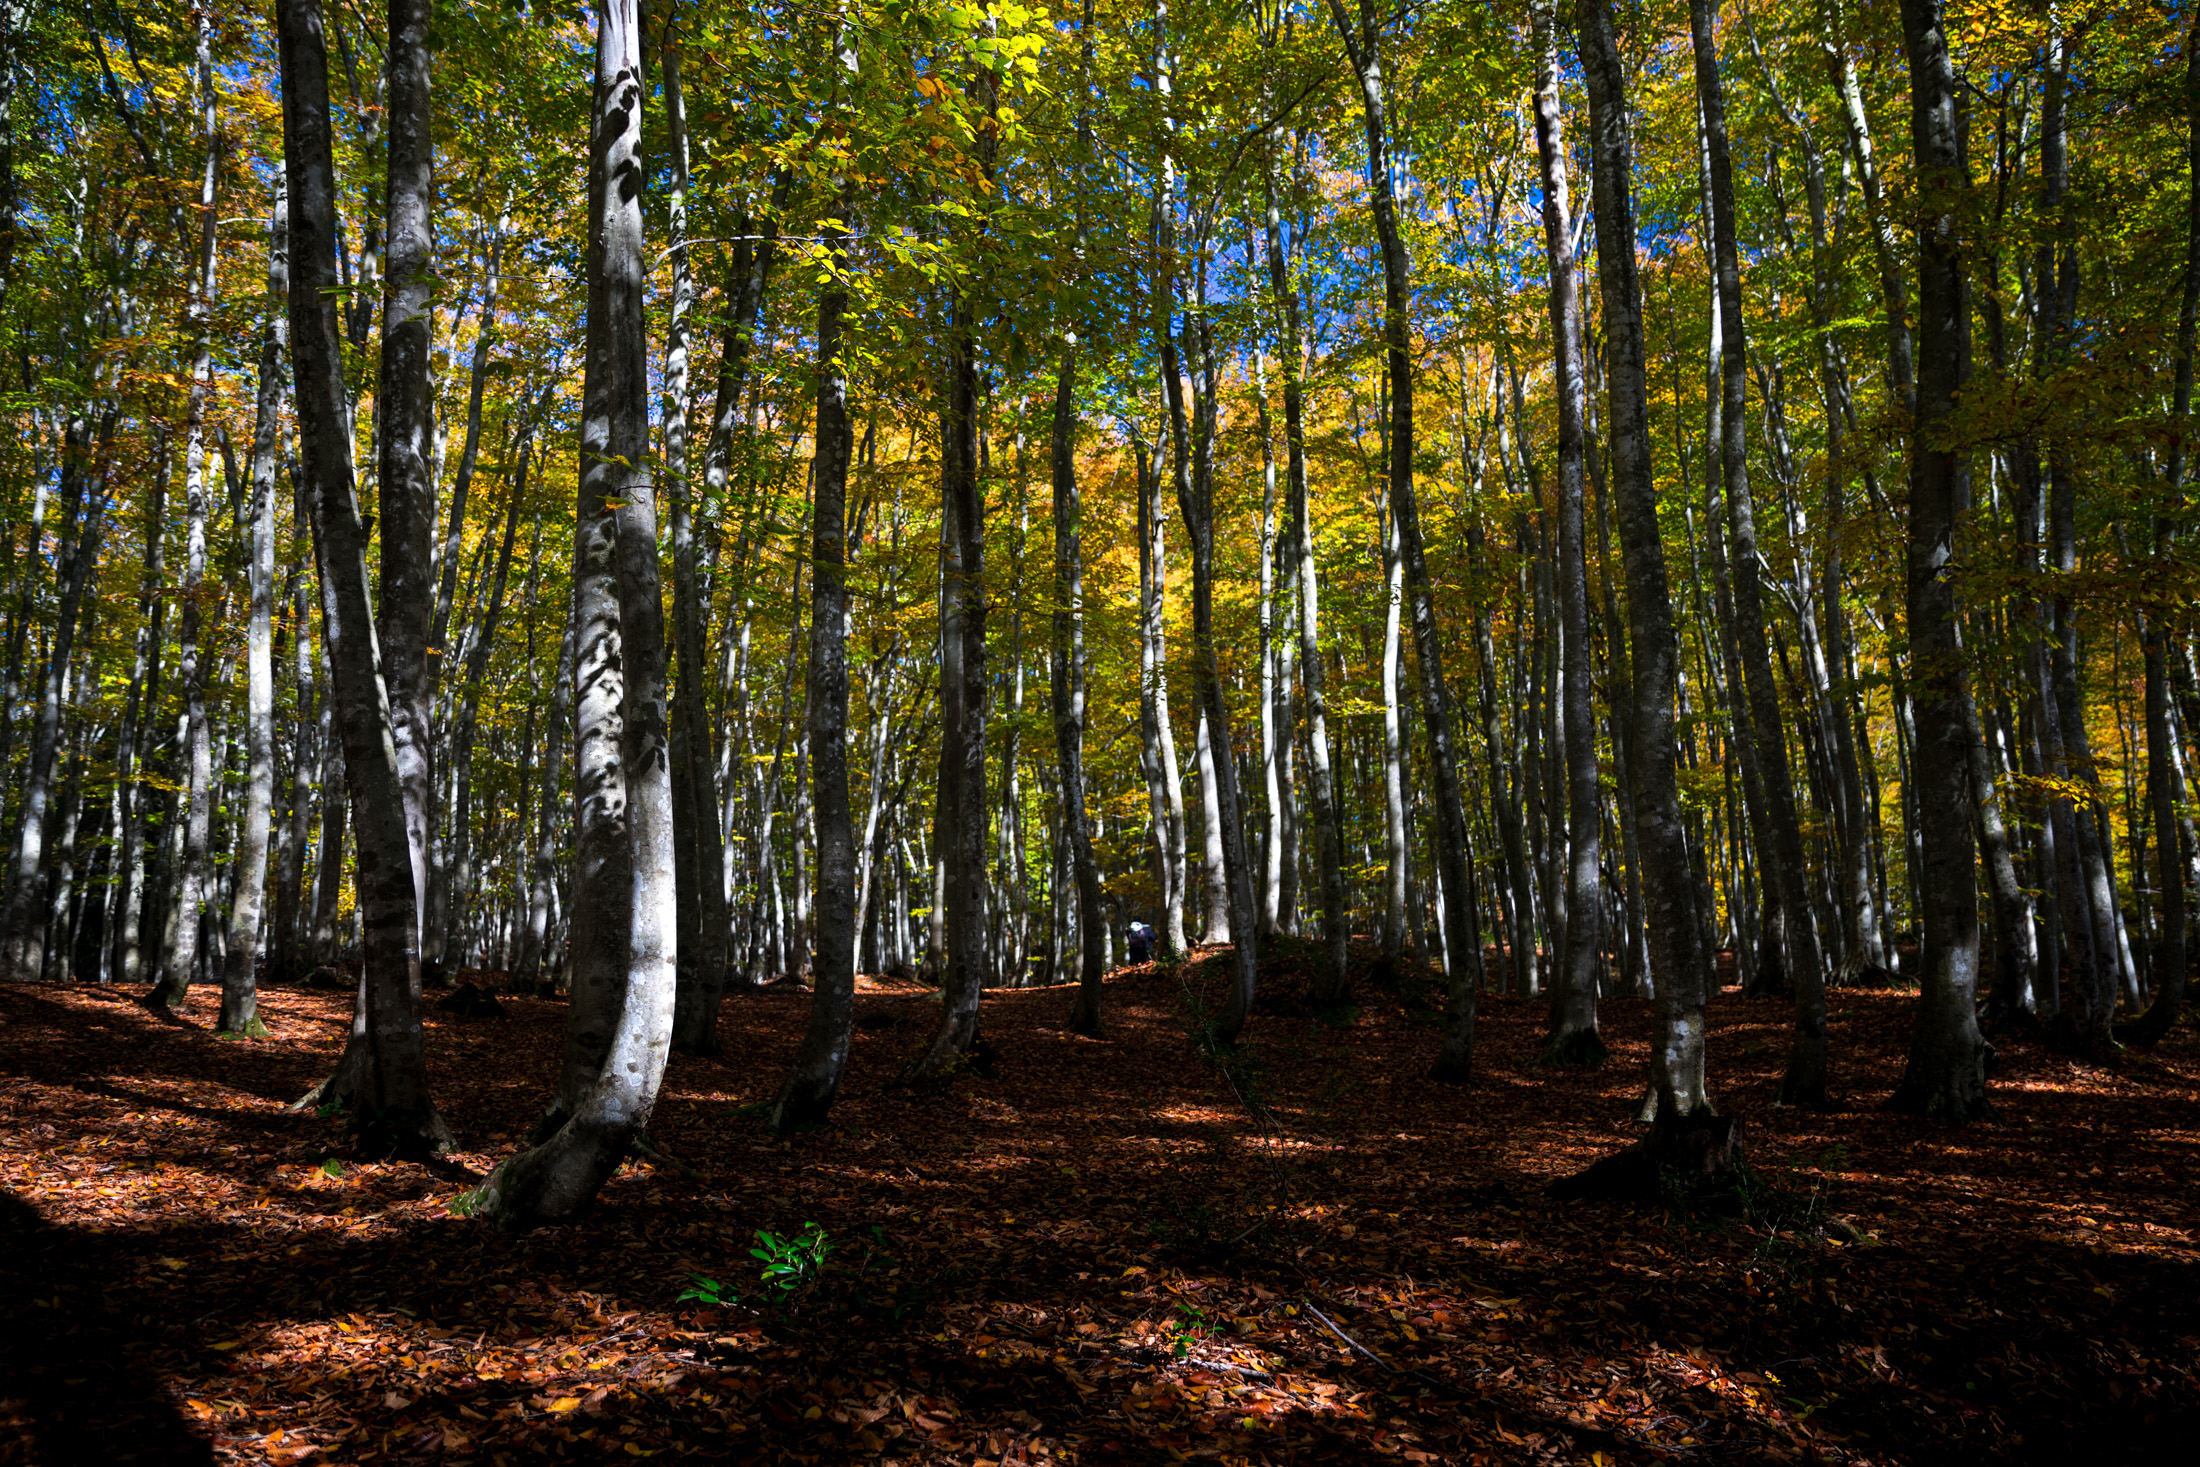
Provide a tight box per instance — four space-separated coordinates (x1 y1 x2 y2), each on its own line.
484 0 675 1221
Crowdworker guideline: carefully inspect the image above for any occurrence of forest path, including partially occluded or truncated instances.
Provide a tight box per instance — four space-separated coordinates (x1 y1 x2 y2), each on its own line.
2 954 2196 1464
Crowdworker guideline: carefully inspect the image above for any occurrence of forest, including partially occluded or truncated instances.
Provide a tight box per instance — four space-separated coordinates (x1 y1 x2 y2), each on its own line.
2 0 2198 1461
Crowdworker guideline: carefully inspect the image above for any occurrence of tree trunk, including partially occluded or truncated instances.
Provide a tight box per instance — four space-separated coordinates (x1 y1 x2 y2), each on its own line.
1051 347 1106 1036
1327 0 1477 1075
1579 0 1711 1116
1533 0 1605 1065
774 162 859 1128
1888 0 1992 1120
2135 19 2200 1042
1261 144 1347 1004
219 173 290 1037
483 0 675 1222
375 0 438 955
279 0 450 1154
1690 0 1829 1103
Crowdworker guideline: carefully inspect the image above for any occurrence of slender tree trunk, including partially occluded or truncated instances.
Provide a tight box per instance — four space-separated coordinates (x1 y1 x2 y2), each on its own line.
774 166 858 1128
376 0 438 957
1534 0 1605 1064
1262 147 1347 1004
279 0 450 1154
483 0 675 1222
1052 347 1105 1035
1888 0 1991 1120
219 174 290 1037
1328 0 1477 1074
662 21 727 1054
1690 0 1829 1102
1580 0 1711 1116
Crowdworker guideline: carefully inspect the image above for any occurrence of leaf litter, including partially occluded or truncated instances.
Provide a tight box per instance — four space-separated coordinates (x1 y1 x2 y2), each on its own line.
3 946 2197 1464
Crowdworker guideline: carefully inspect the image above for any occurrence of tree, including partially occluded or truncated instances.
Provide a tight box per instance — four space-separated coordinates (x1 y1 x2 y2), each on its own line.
1888 0 1990 1122
479 0 675 1221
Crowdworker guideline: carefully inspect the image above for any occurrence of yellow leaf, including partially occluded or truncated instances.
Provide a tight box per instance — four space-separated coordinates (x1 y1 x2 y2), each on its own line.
548 1397 583 1413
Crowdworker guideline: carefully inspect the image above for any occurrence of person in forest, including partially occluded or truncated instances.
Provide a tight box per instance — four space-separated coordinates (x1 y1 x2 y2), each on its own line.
1127 922 1151 965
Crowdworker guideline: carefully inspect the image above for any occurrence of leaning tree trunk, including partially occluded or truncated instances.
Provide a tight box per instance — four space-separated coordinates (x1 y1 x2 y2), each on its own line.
481 0 675 1223
1533 0 1605 1065
774 176 859 1130
1579 0 1711 1117
1327 0 1478 1076
219 174 290 1038
279 0 450 1155
1888 0 1992 1121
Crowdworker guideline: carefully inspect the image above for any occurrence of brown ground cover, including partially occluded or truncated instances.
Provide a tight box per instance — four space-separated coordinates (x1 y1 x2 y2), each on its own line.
2 946 2196 1465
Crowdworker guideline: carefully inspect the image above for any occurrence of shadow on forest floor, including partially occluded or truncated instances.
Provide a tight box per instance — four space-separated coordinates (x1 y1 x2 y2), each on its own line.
4 946 2199 1464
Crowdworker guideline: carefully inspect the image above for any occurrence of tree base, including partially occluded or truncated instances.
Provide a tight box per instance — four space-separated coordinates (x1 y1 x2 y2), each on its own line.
216 1017 271 1041
1549 1110 1744 1204
1539 1026 1608 1068
1886 1042 1995 1122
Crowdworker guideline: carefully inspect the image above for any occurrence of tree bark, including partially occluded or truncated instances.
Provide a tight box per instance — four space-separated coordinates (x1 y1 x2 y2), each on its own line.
219 171 290 1037
482 0 675 1222
2135 19 2200 1042
1051 347 1106 1035
774 148 859 1128
1690 0 1829 1103
1888 0 1992 1120
279 0 450 1154
1327 0 1478 1075
1533 0 1605 1065
1579 0 1711 1116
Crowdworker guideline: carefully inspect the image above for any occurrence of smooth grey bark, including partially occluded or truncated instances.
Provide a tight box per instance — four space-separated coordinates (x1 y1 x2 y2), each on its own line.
1051 348 1105 1036
279 0 450 1154
1820 0 1915 407
370 0 437 954
1888 0 1991 1120
1327 0 1478 1075
483 0 675 1223
1690 0 1828 1103
219 173 290 1037
1579 0 1709 1116
112 433 170 987
1533 0 1604 1064
1194 709 1232 946
1261 145 1347 1004
774 208 856 1126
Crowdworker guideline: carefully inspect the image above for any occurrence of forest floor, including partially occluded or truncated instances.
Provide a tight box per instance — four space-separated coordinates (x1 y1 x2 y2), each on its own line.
3 944 2198 1466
